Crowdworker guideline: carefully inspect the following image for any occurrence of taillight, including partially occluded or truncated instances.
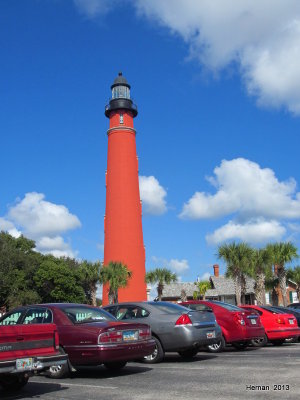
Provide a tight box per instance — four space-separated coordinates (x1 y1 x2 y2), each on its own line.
139 326 151 340
276 318 285 325
54 329 59 350
98 330 123 343
175 314 192 326
234 313 245 326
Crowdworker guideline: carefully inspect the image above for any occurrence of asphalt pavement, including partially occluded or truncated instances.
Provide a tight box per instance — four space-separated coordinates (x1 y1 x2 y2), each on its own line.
1 343 300 400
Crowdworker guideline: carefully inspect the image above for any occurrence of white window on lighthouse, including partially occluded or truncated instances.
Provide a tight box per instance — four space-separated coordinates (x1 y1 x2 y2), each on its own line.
120 113 124 124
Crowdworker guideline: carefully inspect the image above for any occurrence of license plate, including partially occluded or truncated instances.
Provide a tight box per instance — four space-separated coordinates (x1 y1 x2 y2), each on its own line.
16 358 33 371
206 331 216 339
289 319 294 325
123 330 138 341
250 319 257 325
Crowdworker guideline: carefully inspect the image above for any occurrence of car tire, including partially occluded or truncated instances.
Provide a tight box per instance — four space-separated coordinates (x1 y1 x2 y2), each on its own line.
46 347 70 379
143 336 164 364
178 349 199 359
251 334 268 347
0 374 29 391
104 361 127 370
232 341 248 350
207 336 226 353
271 339 285 346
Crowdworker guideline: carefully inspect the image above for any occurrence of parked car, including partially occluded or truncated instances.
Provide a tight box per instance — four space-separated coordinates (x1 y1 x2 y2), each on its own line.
267 305 300 342
104 301 222 363
0 318 67 391
241 305 300 346
288 302 300 309
0 304 155 378
181 300 265 352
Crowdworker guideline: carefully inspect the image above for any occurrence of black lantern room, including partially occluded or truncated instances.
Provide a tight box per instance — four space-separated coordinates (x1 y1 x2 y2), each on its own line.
105 72 138 118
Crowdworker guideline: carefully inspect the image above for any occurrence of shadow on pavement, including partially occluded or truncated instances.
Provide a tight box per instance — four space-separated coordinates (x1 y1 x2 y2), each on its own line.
0 381 68 400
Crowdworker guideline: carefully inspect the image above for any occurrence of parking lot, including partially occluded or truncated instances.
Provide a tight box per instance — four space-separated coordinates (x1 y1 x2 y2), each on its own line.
2 343 300 400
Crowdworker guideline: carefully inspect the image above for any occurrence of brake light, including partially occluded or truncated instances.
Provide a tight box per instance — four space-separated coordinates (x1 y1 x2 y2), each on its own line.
139 326 151 340
98 330 123 343
276 318 285 325
54 329 59 350
175 314 192 326
234 313 245 326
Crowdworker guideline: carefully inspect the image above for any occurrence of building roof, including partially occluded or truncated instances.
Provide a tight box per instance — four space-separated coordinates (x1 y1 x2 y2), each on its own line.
161 275 256 299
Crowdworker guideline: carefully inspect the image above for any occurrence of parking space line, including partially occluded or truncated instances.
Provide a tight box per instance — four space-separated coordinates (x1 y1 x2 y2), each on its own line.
30 379 118 390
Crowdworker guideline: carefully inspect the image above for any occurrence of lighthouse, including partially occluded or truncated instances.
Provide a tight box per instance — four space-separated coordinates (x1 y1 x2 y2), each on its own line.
102 72 147 305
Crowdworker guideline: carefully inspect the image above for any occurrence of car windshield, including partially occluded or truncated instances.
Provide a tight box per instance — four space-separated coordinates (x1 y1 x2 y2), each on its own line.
210 301 244 312
149 302 190 314
61 306 116 324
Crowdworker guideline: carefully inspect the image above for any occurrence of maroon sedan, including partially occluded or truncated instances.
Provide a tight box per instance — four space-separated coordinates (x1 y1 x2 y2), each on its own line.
181 300 265 352
0 303 155 378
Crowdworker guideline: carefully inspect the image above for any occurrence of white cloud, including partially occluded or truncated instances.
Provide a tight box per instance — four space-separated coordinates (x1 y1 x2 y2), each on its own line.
134 0 300 114
180 158 300 220
0 217 21 238
139 175 167 215
73 0 114 18
151 256 189 274
169 258 189 273
180 158 300 245
206 219 286 246
1 193 81 258
8 192 81 237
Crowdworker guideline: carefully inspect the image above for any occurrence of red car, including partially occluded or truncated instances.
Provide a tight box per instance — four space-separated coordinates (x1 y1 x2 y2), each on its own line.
181 300 265 352
0 303 155 378
241 305 300 346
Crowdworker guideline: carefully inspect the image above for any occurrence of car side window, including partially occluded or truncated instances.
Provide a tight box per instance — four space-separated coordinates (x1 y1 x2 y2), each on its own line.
105 307 117 317
23 308 52 324
0 311 23 325
115 306 150 320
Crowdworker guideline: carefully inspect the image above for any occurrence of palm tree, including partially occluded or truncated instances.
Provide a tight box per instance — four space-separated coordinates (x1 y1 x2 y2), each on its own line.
287 266 300 302
99 261 132 304
251 248 273 306
267 242 298 306
193 280 211 300
78 261 101 306
218 242 253 305
145 268 177 301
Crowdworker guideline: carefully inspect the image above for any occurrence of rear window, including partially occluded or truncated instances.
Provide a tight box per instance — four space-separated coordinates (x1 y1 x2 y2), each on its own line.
184 303 213 312
211 301 244 312
149 302 190 314
61 306 116 324
261 306 284 314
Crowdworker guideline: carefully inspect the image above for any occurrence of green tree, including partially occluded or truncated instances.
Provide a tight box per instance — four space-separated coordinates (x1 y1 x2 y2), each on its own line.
0 232 41 310
145 268 177 301
218 242 253 305
34 256 86 303
193 280 211 300
77 260 101 306
251 248 273 305
287 266 300 302
267 242 298 306
99 261 132 304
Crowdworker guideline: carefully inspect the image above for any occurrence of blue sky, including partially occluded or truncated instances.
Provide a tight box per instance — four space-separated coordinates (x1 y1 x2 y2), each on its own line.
1 0 300 285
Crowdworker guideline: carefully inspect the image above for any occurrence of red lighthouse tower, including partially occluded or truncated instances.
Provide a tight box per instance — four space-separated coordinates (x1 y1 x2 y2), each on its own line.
102 72 147 305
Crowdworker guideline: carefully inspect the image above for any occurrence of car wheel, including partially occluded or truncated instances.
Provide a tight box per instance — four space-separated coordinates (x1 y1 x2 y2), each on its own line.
178 349 199 359
143 336 164 364
104 361 127 370
46 347 70 379
251 334 268 347
207 336 226 353
271 339 285 346
0 374 29 391
232 341 248 350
